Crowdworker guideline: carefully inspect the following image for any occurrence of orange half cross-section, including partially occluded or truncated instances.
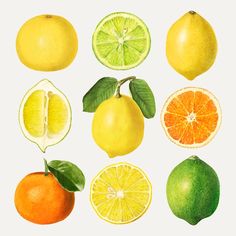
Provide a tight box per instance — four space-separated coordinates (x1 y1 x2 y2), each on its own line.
162 88 221 148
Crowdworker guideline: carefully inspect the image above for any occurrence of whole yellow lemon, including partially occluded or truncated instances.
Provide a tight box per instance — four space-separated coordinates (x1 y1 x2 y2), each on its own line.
16 15 78 71
92 95 144 158
166 11 217 80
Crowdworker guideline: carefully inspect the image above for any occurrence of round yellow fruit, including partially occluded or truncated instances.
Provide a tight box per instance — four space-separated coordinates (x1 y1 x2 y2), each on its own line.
166 11 217 80
16 15 78 71
92 95 144 157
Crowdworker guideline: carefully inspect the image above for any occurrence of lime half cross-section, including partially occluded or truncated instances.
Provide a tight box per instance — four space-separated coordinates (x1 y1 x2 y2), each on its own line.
92 12 151 70
19 79 71 152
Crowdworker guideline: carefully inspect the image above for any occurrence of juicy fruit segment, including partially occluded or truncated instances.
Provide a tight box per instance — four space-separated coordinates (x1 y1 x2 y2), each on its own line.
161 87 221 147
166 11 217 80
15 172 75 224
166 156 220 225
16 15 78 71
93 12 151 70
23 90 45 137
90 163 152 224
23 91 68 137
92 95 144 157
19 79 71 152
48 93 68 135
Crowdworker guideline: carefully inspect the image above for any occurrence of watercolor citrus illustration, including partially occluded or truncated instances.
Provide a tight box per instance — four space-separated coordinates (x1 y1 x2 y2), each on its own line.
166 156 220 225
15 160 85 224
16 14 78 71
166 11 217 80
161 87 221 147
13 8 224 227
19 79 72 152
92 12 151 70
90 162 152 224
83 76 156 157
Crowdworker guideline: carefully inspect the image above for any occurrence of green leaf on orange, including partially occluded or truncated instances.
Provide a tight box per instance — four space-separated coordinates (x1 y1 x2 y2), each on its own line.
46 160 85 192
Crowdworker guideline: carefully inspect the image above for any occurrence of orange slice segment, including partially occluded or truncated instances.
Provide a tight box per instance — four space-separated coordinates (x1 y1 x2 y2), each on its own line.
161 87 221 148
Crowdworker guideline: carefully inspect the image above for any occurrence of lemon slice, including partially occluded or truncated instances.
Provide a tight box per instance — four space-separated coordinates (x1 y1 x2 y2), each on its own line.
19 79 71 152
92 12 151 70
90 162 152 224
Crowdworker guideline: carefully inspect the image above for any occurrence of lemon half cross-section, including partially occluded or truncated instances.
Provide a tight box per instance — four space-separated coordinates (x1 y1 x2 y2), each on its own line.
90 162 152 224
19 79 71 152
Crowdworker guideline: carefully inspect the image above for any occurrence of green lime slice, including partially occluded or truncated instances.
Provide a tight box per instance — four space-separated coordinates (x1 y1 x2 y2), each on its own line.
92 12 151 70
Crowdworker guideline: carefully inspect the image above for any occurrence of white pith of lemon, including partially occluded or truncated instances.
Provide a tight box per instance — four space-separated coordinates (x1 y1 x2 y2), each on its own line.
19 79 71 152
90 162 152 224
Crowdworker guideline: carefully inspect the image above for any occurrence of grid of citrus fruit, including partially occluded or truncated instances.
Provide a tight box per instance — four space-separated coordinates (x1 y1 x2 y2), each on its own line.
14 10 221 226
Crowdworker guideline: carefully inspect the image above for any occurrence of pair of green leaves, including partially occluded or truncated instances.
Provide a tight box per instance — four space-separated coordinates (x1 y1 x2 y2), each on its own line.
45 159 85 192
83 77 156 118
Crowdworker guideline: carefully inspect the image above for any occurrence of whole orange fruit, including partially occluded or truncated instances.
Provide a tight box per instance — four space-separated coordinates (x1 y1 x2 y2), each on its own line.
14 172 75 224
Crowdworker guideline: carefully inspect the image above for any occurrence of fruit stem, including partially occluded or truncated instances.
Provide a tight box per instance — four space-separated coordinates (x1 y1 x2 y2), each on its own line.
188 155 199 160
116 76 136 98
189 10 196 15
44 159 49 176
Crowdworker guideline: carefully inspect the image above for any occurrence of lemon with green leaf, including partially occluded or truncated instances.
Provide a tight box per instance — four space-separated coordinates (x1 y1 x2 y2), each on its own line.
83 76 156 157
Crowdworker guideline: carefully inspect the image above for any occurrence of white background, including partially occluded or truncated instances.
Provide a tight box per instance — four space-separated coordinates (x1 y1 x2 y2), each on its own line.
1 0 235 235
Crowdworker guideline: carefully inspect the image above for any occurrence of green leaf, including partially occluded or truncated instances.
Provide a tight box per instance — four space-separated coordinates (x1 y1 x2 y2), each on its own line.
47 160 85 192
83 77 118 112
129 79 156 118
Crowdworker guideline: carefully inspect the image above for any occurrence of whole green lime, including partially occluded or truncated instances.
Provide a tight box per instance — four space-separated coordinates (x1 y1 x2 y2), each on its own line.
166 156 220 225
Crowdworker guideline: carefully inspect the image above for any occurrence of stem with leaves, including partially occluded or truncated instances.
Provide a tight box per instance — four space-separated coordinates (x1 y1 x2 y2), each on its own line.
82 75 156 118
116 76 136 98
43 159 85 192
